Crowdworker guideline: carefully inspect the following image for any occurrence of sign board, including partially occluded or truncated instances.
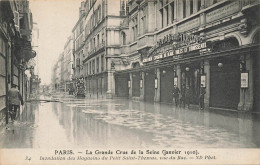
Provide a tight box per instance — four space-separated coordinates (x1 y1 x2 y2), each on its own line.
206 1 240 23
155 78 158 89
201 75 206 87
174 77 178 86
178 17 200 33
140 79 143 88
128 80 131 88
241 72 248 88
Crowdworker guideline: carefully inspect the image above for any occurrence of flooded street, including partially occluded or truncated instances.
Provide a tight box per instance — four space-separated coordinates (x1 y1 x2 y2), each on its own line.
1 97 260 148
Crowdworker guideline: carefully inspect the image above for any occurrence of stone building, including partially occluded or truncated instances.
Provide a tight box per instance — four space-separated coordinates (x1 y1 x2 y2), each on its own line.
0 0 36 125
72 0 127 98
114 0 260 111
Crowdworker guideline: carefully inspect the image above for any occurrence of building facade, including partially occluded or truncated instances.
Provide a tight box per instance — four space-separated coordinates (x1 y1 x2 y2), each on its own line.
113 0 260 111
71 0 127 98
0 0 36 125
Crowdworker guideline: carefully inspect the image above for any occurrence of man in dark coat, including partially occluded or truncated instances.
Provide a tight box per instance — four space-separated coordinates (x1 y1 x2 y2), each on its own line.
199 84 206 110
8 84 24 121
173 85 180 107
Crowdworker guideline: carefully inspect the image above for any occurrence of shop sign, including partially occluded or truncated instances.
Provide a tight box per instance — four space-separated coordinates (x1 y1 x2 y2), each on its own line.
241 72 248 88
148 33 203 56
143 42 209 63
155 78 158 89
201 75 206 87
206 1 240 23
174 77 178 86
178 17 200 33
128 80 131 88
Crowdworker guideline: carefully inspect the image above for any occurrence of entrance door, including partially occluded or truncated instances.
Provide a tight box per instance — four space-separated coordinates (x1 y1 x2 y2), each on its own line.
160 67 174 103
132 71 140 97
144 70 155 102
115 74 129 97
184 64 201 105
210 57 240 109
254 50 260 111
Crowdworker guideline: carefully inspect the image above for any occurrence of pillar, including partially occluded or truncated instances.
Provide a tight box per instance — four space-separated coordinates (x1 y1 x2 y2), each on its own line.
129 72 133 98
140 72 145 101
154 68 160 102
238 55 253 111
204 60 210 109
177 64 182 89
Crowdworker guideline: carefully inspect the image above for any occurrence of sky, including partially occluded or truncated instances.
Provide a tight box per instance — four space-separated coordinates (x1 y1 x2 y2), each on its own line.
29 0 82 85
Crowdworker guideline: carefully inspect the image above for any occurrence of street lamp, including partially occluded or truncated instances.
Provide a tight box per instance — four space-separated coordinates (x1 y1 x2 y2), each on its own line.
218 62 223 68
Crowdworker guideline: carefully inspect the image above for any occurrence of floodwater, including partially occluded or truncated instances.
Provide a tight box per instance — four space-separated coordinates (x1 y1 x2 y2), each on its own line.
0 96 259 148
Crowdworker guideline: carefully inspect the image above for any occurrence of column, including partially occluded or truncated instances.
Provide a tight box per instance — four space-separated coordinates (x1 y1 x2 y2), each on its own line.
129 72 133 98
154 68 160 102
140 72 145 101
177 64 182 89
244 55 253 110
204 60 210 108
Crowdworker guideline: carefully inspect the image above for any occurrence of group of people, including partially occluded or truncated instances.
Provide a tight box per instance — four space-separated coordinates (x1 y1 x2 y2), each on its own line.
173 84 206 110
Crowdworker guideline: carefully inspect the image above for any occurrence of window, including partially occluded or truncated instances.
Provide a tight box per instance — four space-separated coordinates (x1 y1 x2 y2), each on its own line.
92 59 95 74
166 6 169 25
97 34 100 46
190 0 193 15
198 0 201 11
170 2 174 23
183 0 186 18
86 63 88 75
122 32 126 45
101 55 104 71
160 9 163 28
96 57 99 73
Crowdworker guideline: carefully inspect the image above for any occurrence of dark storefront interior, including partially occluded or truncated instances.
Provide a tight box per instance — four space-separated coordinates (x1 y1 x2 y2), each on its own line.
160 67 174 103
210 56 240 109
132 71 141 97
144 69 156 102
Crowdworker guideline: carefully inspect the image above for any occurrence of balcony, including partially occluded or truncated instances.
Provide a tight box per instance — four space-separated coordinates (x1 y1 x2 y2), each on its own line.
137 34 154 51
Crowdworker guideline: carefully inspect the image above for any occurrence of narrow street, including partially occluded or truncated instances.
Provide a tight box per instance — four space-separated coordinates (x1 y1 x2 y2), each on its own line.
1 96 259 148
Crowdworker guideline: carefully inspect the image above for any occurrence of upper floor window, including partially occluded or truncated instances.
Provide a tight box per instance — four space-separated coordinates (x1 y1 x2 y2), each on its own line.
121 32 126 45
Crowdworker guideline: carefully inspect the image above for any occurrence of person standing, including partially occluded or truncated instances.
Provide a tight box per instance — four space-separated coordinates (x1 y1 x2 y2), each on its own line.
199 84 206 110
8 84 24 121
173 85 180 107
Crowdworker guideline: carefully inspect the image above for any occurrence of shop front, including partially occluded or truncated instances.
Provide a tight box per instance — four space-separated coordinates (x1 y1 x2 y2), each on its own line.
132 71 141 97
181 62 201 105
115 73 129 97
144 69 156 102
160 67 174 104
210 56 240 109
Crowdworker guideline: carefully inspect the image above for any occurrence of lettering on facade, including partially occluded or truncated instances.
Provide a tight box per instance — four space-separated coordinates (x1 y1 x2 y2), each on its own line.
143 33 207 63
178 17 200 33
206 1 240 23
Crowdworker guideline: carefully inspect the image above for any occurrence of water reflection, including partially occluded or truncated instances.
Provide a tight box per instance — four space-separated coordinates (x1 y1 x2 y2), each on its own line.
55 98 260 148
0 98 259 148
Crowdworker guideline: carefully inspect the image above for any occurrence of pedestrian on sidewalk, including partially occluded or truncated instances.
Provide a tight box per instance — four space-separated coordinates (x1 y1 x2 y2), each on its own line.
8 84 24 121
199 84 206 110
173 85 180 107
